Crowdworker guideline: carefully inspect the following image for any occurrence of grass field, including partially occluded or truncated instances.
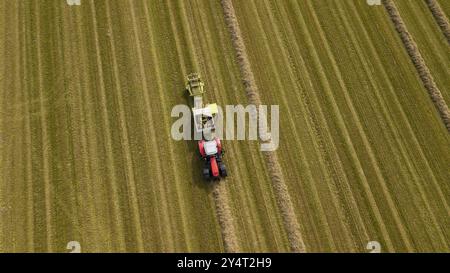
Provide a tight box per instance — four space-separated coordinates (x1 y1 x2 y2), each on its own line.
0 0 449 252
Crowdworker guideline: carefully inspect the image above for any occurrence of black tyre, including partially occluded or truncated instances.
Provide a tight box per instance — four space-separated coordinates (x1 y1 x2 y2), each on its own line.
219 163 227 177
203 167 211 181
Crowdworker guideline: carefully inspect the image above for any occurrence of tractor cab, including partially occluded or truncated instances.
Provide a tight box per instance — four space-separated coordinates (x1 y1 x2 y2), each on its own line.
203 140 218 156
198 138 227 180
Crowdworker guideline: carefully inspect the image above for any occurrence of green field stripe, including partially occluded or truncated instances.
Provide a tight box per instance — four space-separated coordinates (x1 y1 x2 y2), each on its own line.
64 7 92 250
105 0 148 252
86 0 128 251
380 0 450 197
23 2 41 252
13 1 27 251
144 1 194 252
58 2 89 252
34 1 54 252
73 4 109 251
123 0 173 252
0 0 5 251
83 0 117 251
333 0 430 250
73 3 120 250
120 0 200 249
3 1 26 251
19 0 35 251
58 2 89 251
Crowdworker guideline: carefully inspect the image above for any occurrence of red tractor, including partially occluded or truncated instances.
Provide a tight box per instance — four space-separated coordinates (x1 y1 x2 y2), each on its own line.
187 73 228 181
198 138 227 180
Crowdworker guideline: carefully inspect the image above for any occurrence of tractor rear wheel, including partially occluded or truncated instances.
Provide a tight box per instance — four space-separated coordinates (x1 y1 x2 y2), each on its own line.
219 163 227 177
203 167 211 181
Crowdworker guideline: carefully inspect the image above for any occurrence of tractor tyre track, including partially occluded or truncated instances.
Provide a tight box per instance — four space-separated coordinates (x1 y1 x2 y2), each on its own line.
34 1 53 252
212 183 240 252
20 1 35 251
